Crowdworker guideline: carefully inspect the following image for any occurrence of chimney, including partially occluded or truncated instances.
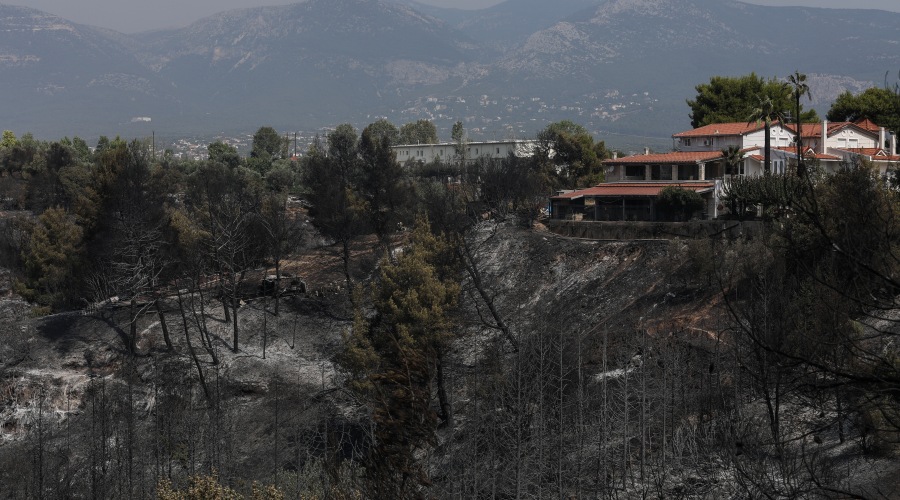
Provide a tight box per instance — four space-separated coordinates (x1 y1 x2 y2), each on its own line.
612 151 618 160
892 133 897 156
881 127 888 151
820 119 828 154
644 147 650 155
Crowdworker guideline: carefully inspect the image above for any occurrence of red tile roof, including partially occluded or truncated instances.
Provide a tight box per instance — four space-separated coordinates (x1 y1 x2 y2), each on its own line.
784 121 876 139
783 123 825 138
853 118 881 133
832 148 900 162
675 120 882 141
552 182 715 199
773 146 819 155
604 151 724 164
810 153 842 160
837 147 884 156
766 147 840 160
673 122 765 138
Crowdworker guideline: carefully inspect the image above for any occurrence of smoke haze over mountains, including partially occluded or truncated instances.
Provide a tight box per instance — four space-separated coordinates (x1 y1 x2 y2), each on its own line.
21 0 900 34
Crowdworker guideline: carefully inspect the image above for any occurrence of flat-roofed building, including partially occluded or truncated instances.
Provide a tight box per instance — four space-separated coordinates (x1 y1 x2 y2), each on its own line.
392 139 539 165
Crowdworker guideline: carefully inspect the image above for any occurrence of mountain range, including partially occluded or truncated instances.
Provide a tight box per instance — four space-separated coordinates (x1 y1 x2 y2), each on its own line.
1 0 898 149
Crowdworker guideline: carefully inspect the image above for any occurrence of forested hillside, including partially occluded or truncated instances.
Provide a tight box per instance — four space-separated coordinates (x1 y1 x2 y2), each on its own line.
0 119 899 498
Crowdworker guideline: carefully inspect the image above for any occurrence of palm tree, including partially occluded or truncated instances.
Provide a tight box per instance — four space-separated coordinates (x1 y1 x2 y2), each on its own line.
749 92 788 174
721 145 743 176
788 71 811 177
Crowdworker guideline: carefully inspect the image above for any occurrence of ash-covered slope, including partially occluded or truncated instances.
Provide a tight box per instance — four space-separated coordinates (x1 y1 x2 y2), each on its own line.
457 222 718 355
0 223 716 496
1 222 897 496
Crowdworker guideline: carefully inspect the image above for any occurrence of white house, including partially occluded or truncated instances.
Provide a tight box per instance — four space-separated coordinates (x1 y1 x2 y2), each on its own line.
578 118 899 221
392 139 539 166
608 118 894 181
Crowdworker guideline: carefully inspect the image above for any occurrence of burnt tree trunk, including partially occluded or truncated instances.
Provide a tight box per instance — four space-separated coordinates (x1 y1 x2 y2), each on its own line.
155 298 173 351
177 287 211 401
436 349 453 428
129 299 138 355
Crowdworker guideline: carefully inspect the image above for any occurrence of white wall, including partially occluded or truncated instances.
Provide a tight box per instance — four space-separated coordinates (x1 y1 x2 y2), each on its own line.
675 124 796 152
742 124 794 150
826 127 878 150
677 135 743 152
392 140 537 165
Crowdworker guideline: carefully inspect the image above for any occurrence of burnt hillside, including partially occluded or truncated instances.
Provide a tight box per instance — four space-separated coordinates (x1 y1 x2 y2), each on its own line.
0 221 898 498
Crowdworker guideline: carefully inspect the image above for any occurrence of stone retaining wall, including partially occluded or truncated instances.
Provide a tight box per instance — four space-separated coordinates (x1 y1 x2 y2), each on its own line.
547 220 764 240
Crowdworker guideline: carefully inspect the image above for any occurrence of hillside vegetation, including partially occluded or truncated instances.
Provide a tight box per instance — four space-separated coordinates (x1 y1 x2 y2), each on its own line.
0 122 899 498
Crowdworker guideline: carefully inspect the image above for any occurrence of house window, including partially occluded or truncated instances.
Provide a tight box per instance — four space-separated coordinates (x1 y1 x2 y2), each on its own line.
625 165 645 179
651 164 672 180
678 164 699 180
496 147 501 154
683 138 691 147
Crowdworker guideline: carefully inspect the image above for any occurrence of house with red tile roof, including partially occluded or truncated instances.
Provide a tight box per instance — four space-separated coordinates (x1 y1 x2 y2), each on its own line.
784 120 883 154
550 182 717 222
550 118 898 222
777 119 898 174
829 147 900 175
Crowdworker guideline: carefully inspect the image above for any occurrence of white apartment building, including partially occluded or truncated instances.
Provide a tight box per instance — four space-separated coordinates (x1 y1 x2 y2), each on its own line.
392 139 539 165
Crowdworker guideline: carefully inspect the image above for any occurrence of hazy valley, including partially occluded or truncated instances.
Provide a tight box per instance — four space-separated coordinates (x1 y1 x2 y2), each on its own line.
1 0 898 150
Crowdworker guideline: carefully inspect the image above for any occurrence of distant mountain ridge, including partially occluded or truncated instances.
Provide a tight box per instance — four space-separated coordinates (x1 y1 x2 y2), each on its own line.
0 0 898 147
0 5 173 133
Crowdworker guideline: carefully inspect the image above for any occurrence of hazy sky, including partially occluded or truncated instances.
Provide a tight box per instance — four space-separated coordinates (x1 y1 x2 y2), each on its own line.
19 0 900 34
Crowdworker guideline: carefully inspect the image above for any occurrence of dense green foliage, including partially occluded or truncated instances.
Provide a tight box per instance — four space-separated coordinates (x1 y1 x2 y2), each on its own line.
251 126 287 160
364 118 400 146
342 219 459 497
655 186 705 221
208 141 242 169
16 207 85 310
827 86 900 135
687 73 818 128
398 119 438 145
535 120 611 189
